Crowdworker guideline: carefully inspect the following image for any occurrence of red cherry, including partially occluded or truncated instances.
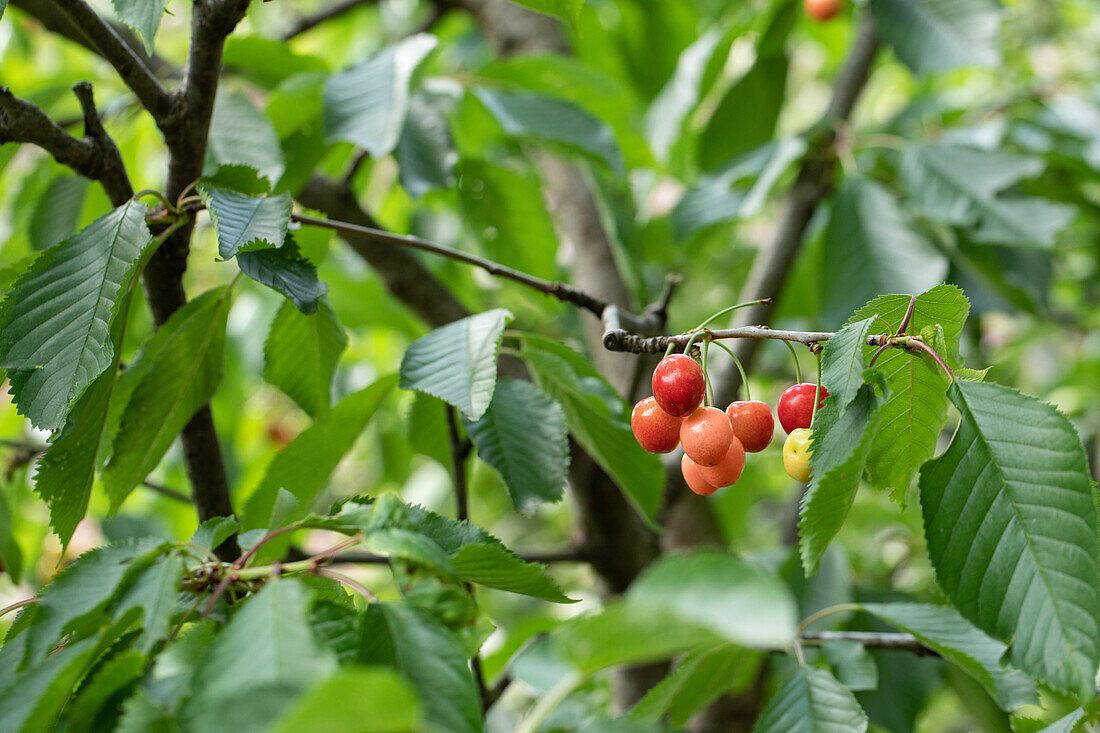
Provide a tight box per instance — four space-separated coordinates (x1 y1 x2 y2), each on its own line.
725 400 774 453
631 397 683 454
777 383 829 434
652 355 706 418
698 436 746 487
679 406 733 466
804 0 842 21
682 454 719 496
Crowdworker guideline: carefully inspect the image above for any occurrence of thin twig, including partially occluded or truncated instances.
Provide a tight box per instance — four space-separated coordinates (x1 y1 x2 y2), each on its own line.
800 631 937 656
281 0 378 40
0 597 40 620
315 568 379 602
141 481 191 504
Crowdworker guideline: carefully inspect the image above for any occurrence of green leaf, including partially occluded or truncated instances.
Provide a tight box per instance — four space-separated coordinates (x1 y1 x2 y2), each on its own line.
852 285 970 498
919 380 1100 699
630 645 763 727
406 393 451 468
627 551 797 648
0 200 150 429
870 0 1002 75
463 378 569 512
645 28 725 164
111 553 186 653
190 517 240 555
821 317 876 411
111 0 169 54
395 92 456 196
752 666 868 733
323 34 438 156
456 160 559 279
473 87 624 173
821 179 948 324
800 384 885 575
399 309 511 422
263 299 347 419
222 36 329 89
364 529 459 583
197 184 292 259
821 641 878 692
451 543 573 603
243 375 397 528
0 485 22 584
62 649 146 733
900 144 1075 247
521 339 664 525
206 90 286 185
364 604 483 733
272 667 421 733
237 233 328 315
184 579 337 733
103 286 233 511
504 0 583 25
0 1 7 21
28 175 90 251
860 602 1038 710
0 636 101 733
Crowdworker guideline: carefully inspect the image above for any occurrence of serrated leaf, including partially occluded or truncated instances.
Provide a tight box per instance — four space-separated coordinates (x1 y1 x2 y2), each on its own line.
184 579 337 733
62 649 146 733
473 87 624 174
102 286 233 511
852 285 970 498
870 0 1002 75
627 551 797 648
821 317 876 410
111 0 169 54
463 378 569 512
752 666 868 733
821 641 878 692
243 375 397 528
365 604 483 733
800 384 885 575
0 486 22 584
900 144 1075 247
521 340 664 526
309 601 359 663
505 0 583 24
272 667 421 733
860 602 1037 710
451 543 573 603
190 517 240 555
822 179 948 323
919 380 1100 699
399 309 511 421
206 90 285 185
630 644 763 727
263 299 346 419
323 34 438 156
396 92 456 196
0 636 101 733
237 233 328 315
364 529 459 583
112 553 186 653
0 200 150 429
28 175 90 251
198 184 292 259
456 159 559 279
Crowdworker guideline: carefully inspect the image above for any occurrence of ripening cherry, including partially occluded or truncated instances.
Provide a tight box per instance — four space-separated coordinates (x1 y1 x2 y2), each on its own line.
698 435 746 487
783 428 813 483
682 454 719 496
777 383 829 434
804 0 842 21
652 354 706 417
725 400 774 452
680 406 733 466
631 397 683 453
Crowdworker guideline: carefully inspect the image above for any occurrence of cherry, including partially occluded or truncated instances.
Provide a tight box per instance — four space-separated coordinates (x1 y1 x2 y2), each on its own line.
698 436 746 487
679 406 733 466
682 454 719 496
777 383 829 434
652 354 706 418
631 397 683 454
725 400 774 453
804 0 842 21
783 428 813 483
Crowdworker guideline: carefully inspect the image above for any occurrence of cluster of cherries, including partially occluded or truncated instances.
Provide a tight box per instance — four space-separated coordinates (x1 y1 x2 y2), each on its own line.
631 353 828 496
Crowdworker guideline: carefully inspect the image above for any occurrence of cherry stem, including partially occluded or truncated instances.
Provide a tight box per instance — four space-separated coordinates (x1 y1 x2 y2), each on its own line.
691 298 773 332
683 330 705 359
810 351 823 428
709 340 751 402
783 340 803 384
797 602 863 633
0 597 39 621
663 340 678 358
700 338 714 407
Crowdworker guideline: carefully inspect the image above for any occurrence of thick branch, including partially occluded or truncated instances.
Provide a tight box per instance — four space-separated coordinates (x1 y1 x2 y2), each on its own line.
50 0 175 121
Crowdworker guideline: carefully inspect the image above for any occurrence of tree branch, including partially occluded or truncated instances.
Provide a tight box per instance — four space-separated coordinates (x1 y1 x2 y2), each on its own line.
800 631 938 656
49 0 175 121
446 406 473 522
281 0 378 40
